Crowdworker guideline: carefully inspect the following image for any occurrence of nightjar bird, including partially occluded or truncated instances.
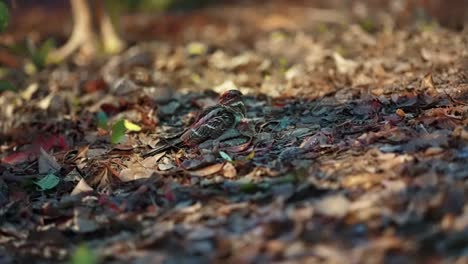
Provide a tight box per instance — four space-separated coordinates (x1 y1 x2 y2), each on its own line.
142 89 247 157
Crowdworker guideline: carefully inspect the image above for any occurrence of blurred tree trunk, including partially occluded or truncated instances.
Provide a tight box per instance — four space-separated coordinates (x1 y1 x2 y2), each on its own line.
47 0 125 64
418 0 468 29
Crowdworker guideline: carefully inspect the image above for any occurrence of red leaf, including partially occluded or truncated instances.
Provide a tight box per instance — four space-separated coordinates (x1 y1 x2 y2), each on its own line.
1 135 68 164
83 78 107 93
100 103 121 116
98 195 122 213
1 151 35 164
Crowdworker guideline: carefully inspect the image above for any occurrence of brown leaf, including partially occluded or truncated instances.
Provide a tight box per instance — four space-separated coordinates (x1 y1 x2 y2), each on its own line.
189 163 224 177
222 162 237 178
113 144 134 151
395 108 406 117
421 72 435 89
333 52 358 75
119 166 154 182
71 179 94 195
342 172 384 189
314 194 350 218
421 48 454 64
420 72 437 95
88 167 113 188
141 152 166 168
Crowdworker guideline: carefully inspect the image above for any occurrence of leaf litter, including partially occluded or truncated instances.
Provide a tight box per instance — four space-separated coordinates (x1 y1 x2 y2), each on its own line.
1 1 468 263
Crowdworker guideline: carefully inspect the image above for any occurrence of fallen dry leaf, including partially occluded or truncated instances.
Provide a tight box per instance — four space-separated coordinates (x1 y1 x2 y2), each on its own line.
189 163 225 177
333 52 358 75
38 148 61 174
222 162 237 178
119 166 155 182
314 194 351 218
71 179 94 195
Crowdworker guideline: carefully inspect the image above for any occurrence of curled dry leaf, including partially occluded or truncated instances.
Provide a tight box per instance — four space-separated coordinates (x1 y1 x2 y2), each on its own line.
71 179 93 195
222 162 237 178
119 164 155 182
420 73 436 92
189 163 225 177
88 167 112 189
141 152 166 168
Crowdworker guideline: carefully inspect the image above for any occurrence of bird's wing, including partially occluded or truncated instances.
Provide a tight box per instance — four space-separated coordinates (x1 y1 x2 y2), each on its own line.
181 106 236 146
194 105 219 121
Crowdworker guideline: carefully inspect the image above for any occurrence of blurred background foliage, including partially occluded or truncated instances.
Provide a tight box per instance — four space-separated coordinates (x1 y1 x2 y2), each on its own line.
8 0 214 11
119 0 215 12
0 0 217 69
0 1 9 32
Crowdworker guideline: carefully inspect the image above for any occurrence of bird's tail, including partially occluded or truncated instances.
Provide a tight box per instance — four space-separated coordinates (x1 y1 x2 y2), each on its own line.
141 137 183 158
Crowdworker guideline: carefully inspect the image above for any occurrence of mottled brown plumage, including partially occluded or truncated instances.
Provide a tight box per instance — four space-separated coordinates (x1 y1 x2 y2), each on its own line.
142 90 246 157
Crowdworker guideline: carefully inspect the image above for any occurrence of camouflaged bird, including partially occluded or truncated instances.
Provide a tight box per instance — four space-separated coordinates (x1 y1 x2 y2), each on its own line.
142 90 247 157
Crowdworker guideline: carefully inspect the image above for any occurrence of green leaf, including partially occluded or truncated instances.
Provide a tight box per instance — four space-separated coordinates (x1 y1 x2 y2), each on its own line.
279 117 290 129
270 31 286 41
279 57 289 72
219 151 233 162
240 182 258 193
272 174 297 184
96 111 108 129
244 150 255 161
27 38 56 69
187 42 207 56
0 80 16 92
359 18 376 33
35 39 56 68
0 2 9 32
111 119 141 144
138 0 172 11
70 244 98 264
34 173 60 191
111 119 126 144
123 119 141 131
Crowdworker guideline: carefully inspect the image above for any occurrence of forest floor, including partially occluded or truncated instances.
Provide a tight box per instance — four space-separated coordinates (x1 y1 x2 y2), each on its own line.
1 1 468 263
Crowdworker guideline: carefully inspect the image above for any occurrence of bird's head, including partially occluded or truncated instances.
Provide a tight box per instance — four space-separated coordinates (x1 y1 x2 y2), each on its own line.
218 90 243 105
218 89 246 117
